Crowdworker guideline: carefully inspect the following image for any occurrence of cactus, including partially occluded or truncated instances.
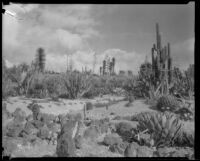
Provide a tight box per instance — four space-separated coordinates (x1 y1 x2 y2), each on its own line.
63 72 93 99
157 95 181 112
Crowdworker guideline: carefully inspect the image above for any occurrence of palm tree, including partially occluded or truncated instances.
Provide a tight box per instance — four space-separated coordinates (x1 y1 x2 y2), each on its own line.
35 47 46 73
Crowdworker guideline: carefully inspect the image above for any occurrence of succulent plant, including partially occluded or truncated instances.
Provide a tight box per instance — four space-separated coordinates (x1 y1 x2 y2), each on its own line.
157 95 181 112
137 111 183 148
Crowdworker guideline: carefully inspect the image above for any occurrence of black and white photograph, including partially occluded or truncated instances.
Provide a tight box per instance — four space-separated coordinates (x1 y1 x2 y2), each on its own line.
2 3 195 158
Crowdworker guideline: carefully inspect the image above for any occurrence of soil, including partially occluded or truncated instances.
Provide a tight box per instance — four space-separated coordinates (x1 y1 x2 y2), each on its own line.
2 95 194 158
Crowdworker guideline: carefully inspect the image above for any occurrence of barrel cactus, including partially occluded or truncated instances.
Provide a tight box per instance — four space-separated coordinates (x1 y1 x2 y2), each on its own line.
157 95 181 112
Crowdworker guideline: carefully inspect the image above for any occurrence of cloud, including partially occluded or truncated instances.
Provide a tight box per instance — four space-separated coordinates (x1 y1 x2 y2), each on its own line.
5 59 14 68
3 4 100 69
171 37 194 70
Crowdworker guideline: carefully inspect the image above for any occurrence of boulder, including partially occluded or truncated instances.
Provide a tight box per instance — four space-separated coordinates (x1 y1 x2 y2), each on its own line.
83 125 99 140
22 121 39 136
6 121 24 137
37 125 50 140
103 134 123 146
124 142 154 157
12 108 26 123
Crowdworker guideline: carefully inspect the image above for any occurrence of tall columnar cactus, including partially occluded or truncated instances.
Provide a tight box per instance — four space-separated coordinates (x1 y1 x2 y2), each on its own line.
151 23 173 95
103 60 106 75
112 57 115 75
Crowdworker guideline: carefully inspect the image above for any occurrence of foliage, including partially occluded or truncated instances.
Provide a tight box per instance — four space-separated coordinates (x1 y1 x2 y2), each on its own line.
137 111 183 148
62 71 93 99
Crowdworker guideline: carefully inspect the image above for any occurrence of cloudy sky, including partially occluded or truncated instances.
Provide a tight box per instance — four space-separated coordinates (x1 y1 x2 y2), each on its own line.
3 3 194 74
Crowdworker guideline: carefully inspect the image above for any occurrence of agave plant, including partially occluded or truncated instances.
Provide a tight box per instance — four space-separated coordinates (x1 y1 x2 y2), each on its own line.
137 111 183 148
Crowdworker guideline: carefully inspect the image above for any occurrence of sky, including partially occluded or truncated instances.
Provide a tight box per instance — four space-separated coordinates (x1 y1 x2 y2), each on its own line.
2 3 194 74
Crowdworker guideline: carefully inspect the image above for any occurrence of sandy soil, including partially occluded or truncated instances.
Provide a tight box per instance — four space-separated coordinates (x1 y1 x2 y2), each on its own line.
3 96 194 157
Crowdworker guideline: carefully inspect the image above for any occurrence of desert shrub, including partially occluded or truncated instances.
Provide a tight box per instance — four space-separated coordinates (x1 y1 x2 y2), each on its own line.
115 122 136 142
137 111 183 148
43 74 66 98
62 72 93 99
27 72 47 98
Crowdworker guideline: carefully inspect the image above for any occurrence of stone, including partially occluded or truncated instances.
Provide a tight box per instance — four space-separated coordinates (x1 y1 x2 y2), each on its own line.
83 125 99 140
6 121 24 137
103 134 123 146
124 142 154 157
37 125 50 140
22 121 39 135
12 108 26 123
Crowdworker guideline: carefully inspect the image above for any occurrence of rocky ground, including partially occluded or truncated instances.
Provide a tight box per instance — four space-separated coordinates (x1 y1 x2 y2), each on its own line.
2 95 195 158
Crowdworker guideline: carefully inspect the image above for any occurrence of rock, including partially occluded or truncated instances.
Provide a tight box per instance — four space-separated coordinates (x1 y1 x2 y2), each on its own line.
83 126 99 140
47 122 61 134
12 108 26 123
22 121 39 135
103 134 123 146
124 142 153 157
6 121 24 137
156 147 194 158
37 125 50 140
109 142 128 154
124 142 139 157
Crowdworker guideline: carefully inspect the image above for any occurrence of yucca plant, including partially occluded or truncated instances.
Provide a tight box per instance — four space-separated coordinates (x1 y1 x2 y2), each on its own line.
137 111 183 148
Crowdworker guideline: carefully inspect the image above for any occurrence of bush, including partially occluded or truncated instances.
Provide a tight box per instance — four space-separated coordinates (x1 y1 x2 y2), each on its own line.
62 72 93 99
